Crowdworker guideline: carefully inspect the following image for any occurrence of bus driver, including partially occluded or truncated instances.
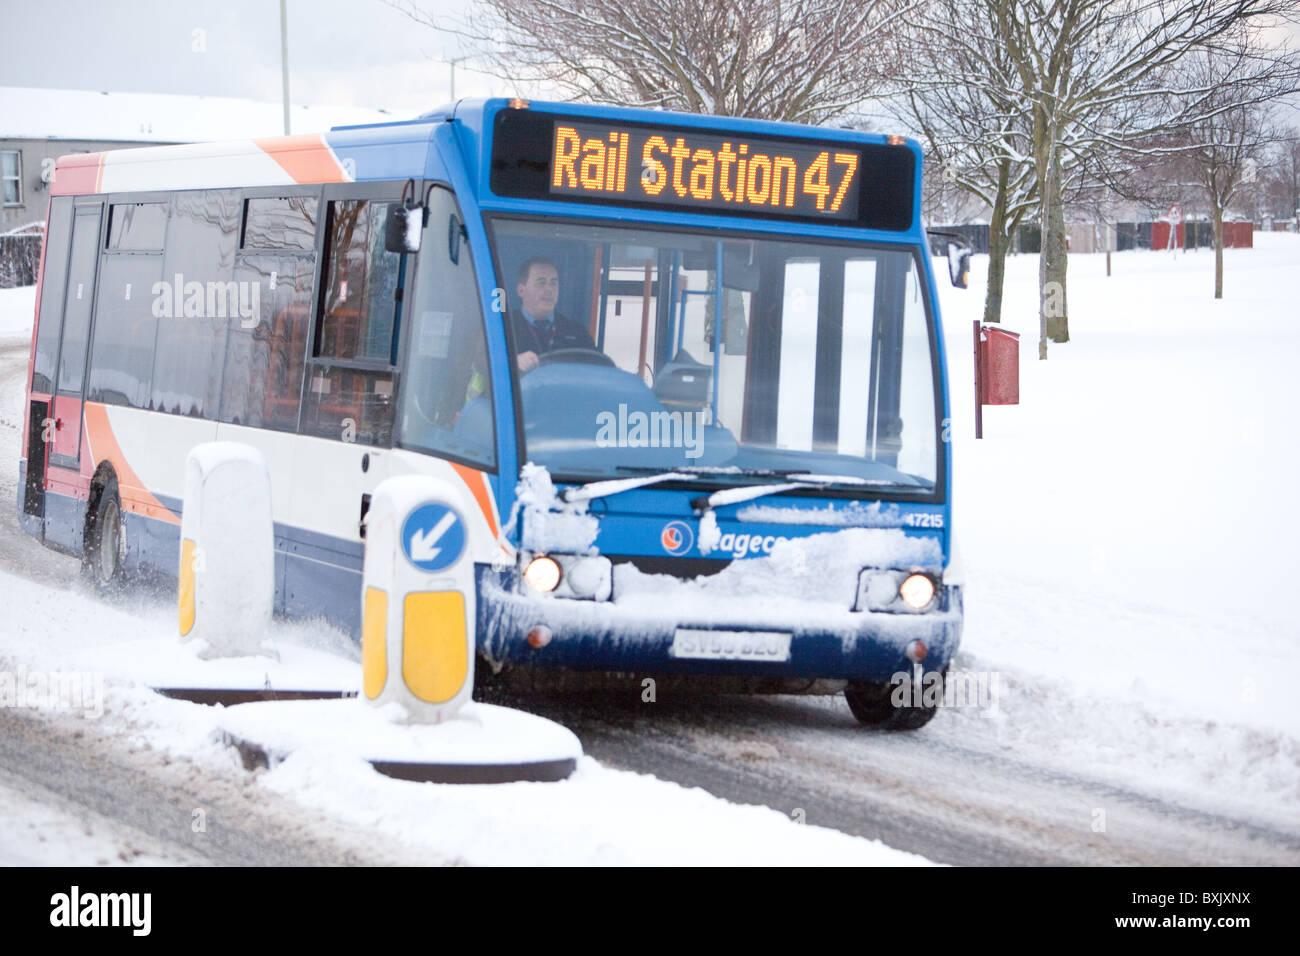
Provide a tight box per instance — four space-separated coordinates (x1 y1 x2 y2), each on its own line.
513 257 597 372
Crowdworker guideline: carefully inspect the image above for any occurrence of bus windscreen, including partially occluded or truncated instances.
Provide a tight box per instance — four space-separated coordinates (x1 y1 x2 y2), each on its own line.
489 109 914 232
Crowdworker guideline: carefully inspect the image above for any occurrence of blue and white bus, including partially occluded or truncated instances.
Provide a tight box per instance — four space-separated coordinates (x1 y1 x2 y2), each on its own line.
20 98 964 728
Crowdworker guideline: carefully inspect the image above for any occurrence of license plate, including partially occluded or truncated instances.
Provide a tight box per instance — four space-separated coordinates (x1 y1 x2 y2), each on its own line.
670 628 792 662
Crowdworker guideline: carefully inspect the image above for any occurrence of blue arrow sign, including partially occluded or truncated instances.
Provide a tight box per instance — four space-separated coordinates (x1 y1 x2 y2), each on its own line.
400 503 467 573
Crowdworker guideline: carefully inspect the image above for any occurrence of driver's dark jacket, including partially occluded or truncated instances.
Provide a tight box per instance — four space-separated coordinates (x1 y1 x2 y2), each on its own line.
511 310 597 356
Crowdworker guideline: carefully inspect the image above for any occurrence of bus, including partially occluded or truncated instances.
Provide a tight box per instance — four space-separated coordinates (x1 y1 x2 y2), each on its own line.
18 98 966 729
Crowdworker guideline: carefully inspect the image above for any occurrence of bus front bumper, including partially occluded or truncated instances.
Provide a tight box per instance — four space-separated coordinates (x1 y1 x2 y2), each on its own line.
477 576 963 684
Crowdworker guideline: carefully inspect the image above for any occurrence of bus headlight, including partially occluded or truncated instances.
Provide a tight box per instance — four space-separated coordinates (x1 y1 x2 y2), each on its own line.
518 553 611 601
899 573 936 610
523 555 562 592
565 556 612 600
855 569 940 613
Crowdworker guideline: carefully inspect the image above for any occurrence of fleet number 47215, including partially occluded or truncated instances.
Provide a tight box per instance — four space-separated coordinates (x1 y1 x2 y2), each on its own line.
903 513 944 528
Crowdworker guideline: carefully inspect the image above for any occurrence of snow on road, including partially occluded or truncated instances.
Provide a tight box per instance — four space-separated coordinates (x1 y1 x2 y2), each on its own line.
1 233 1298 864
0 771 177 867
0 567 929 866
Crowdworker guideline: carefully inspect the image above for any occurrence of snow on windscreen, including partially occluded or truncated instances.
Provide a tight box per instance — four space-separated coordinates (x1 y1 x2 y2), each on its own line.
736 500 908 527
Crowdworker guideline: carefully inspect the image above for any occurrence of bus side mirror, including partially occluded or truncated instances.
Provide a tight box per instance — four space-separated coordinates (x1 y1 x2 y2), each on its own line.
947 242 971 289
385 201 423 254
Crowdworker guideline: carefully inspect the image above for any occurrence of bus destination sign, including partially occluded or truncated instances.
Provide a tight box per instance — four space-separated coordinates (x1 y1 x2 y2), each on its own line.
549 120 861 221
489 109 915 231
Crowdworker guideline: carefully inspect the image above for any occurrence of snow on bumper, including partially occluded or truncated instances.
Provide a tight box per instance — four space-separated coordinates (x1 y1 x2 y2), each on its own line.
474 528 960 680
478 578 962 681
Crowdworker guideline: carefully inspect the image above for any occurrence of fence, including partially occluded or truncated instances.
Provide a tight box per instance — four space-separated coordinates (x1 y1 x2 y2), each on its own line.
0 235 42 288
931 219 1254 255
1151 220 1252 250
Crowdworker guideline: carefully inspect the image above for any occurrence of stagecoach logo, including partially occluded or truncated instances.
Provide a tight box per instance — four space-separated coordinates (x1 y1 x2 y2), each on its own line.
660 520 694 556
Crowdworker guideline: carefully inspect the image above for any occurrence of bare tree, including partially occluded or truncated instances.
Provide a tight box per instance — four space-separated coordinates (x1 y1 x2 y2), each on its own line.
898 0 1298 358
1259 126 1300 222
1174 52 1291 296
888 0 1038 326
388 0 918 125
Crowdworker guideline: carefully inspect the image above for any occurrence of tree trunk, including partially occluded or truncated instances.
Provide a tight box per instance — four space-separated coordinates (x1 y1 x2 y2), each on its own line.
1044 151 1070 343
1035 124 1051 360
1212 203 1224 299
983 160 1010 324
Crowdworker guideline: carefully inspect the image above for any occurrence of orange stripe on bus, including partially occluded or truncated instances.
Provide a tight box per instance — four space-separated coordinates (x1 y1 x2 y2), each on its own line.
254 134 349 184
449 461 499 538
83 403 182 525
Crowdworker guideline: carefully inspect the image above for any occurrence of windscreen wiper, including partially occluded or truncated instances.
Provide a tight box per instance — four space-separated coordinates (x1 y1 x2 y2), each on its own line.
689 472 911 512
561 471 701 504
568 465 812 504
615 465 808 478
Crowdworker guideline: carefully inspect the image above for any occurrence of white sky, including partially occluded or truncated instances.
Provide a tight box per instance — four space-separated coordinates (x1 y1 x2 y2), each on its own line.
0 0 518 113
0 1 1295 124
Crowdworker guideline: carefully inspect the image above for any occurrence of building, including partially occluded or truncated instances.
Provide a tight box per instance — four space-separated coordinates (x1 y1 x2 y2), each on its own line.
1 86 402 233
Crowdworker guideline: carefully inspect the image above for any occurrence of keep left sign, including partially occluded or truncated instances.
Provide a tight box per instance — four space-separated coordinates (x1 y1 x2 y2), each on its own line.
401 503 467 573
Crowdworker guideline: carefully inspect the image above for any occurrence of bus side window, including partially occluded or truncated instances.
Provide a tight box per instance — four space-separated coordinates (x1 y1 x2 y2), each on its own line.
315 200 399 363
222 254 315 430
396 187 495 469
301 198 400 446
220 194 318 430
88 201 167 410
31 196 74 394
149 189 240 417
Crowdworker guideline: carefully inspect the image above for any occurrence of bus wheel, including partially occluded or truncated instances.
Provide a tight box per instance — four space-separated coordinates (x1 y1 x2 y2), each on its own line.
844 669 945 731
84 477 126 593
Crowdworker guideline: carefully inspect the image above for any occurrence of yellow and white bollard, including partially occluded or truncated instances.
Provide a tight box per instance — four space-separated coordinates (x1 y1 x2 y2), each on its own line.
216 473 580 782
362 476 476 723
178 442 274 657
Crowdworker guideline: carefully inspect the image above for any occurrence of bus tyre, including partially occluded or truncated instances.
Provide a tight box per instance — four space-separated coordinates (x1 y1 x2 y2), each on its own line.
845 669 946 731
84 477 126 593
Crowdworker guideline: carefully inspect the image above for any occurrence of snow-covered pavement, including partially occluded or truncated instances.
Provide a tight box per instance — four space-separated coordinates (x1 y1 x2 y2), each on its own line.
933 233 1300 826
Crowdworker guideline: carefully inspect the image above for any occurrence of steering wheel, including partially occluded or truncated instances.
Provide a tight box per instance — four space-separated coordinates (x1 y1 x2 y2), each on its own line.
538 348 617 368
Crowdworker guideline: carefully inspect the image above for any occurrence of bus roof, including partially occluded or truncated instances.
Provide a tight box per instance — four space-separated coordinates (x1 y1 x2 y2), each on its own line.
49 98 923 239
50 122 439 197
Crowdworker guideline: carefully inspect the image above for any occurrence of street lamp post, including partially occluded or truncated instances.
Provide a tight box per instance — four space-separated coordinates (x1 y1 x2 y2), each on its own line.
280 0 291 135
449 57 467 101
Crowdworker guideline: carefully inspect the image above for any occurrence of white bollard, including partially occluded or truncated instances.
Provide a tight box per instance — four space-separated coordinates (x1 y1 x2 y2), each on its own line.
178 442 274 657
362 475 477 723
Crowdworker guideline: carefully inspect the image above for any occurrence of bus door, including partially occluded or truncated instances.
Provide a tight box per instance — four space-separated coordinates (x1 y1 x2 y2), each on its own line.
48 200 104 475
23 197 73 529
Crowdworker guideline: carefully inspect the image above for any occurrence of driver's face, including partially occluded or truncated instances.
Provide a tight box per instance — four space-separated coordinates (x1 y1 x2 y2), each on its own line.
517 264 560 318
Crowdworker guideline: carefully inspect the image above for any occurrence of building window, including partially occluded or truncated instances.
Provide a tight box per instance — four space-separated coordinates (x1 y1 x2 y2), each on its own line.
1 151 21 206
